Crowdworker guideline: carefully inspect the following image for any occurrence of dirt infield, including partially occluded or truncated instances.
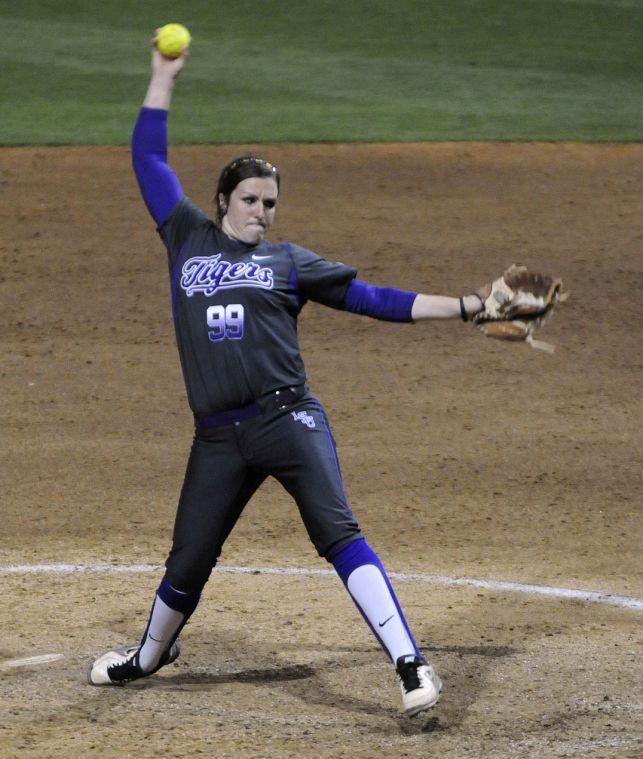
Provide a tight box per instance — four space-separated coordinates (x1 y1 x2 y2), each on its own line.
1 143 641 757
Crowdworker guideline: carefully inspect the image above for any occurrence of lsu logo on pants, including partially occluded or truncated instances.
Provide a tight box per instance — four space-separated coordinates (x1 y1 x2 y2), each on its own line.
291 410 315 429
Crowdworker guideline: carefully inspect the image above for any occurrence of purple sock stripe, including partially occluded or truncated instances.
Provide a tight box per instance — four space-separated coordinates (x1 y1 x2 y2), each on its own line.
331 537 368 582
380 566 421 657
157 575 200 615
139 595 158 653
331 539 420 659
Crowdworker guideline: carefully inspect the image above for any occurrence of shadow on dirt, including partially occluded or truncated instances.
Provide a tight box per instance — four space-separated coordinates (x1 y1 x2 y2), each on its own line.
143 646 518 737
424 644 522 658
158 662 316 685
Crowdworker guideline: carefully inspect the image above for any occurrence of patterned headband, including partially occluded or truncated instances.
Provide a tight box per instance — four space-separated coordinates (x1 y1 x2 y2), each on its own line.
225 157 278 175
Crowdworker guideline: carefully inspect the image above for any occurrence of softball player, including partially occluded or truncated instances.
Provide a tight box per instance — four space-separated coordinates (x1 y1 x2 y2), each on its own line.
88 43 490 718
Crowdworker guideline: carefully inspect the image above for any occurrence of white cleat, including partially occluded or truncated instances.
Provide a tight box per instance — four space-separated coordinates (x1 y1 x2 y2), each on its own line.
396 655 443 717
87 643 181 686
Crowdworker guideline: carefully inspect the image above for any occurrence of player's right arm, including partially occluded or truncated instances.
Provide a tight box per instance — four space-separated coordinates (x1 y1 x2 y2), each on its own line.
131 46 188 227
142 46 187 111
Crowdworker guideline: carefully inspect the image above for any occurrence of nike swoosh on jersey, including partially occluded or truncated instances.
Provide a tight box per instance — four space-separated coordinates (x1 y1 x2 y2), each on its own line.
251 254 272 260
378 614 395 628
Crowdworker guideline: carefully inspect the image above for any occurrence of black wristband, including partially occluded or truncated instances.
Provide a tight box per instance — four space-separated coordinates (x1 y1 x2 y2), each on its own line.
459 296 468 322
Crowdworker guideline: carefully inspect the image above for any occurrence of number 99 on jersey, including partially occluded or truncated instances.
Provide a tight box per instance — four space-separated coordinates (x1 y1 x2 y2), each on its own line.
206 304 245 342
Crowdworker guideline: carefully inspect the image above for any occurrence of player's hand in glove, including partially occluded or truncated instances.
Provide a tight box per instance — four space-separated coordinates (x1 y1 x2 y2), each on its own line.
473 264 568 352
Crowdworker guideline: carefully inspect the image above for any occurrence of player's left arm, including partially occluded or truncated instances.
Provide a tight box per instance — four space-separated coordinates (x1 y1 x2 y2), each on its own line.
290 244 491 322
411 288 490 321
343 280 491 322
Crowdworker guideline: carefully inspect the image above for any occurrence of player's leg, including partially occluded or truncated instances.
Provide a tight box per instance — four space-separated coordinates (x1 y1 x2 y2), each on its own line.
87 576 196 686
265 398 419 661
330 538 419 661
88 426 265 686
134 450 264 674
163 428 266 592
329 538 442 716
258 397 441 715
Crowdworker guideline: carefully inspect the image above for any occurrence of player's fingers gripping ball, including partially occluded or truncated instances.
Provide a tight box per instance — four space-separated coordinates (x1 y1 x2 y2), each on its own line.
156 23 191 59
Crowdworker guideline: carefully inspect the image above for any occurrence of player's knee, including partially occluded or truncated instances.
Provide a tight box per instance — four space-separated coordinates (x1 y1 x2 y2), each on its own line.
323 534 366 563
165 560 213 596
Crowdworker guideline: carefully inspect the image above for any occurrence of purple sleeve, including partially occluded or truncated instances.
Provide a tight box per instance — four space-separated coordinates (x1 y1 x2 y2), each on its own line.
131 107 184 226
343 279 417 322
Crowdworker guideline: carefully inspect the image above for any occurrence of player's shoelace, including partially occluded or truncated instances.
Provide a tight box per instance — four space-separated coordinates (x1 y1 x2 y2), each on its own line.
107 652 145 685
396 657 423 693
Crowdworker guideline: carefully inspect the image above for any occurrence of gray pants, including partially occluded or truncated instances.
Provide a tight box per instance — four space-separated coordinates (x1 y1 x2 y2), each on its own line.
165 394 362 592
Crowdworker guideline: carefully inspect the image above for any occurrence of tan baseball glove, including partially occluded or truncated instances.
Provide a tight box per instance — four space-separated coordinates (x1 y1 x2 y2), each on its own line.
473 265 568 352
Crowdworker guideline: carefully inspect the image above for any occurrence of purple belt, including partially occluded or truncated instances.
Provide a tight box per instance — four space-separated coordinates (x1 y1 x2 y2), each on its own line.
196 385 306 429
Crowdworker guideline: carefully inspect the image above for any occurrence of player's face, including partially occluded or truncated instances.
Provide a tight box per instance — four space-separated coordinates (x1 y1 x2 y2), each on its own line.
220 177 279 245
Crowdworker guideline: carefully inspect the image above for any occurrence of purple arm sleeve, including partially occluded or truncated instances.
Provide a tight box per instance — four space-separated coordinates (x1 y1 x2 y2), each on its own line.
131 107 184 225
343 279 417 322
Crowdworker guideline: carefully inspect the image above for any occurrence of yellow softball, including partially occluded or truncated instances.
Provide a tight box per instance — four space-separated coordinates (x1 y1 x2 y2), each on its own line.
156 23 191 59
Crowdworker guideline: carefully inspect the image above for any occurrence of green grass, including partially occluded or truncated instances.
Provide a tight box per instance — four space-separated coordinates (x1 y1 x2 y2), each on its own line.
1 0 641 144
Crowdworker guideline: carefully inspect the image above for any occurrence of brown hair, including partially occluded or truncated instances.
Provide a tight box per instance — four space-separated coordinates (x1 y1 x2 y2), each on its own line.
214 156 280 223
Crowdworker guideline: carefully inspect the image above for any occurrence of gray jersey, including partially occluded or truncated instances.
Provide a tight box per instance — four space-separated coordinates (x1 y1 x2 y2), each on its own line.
159 198 357 416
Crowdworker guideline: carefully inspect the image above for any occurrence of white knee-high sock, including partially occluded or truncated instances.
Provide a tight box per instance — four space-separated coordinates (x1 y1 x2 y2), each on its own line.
138 595 185 672
346 564 416 662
